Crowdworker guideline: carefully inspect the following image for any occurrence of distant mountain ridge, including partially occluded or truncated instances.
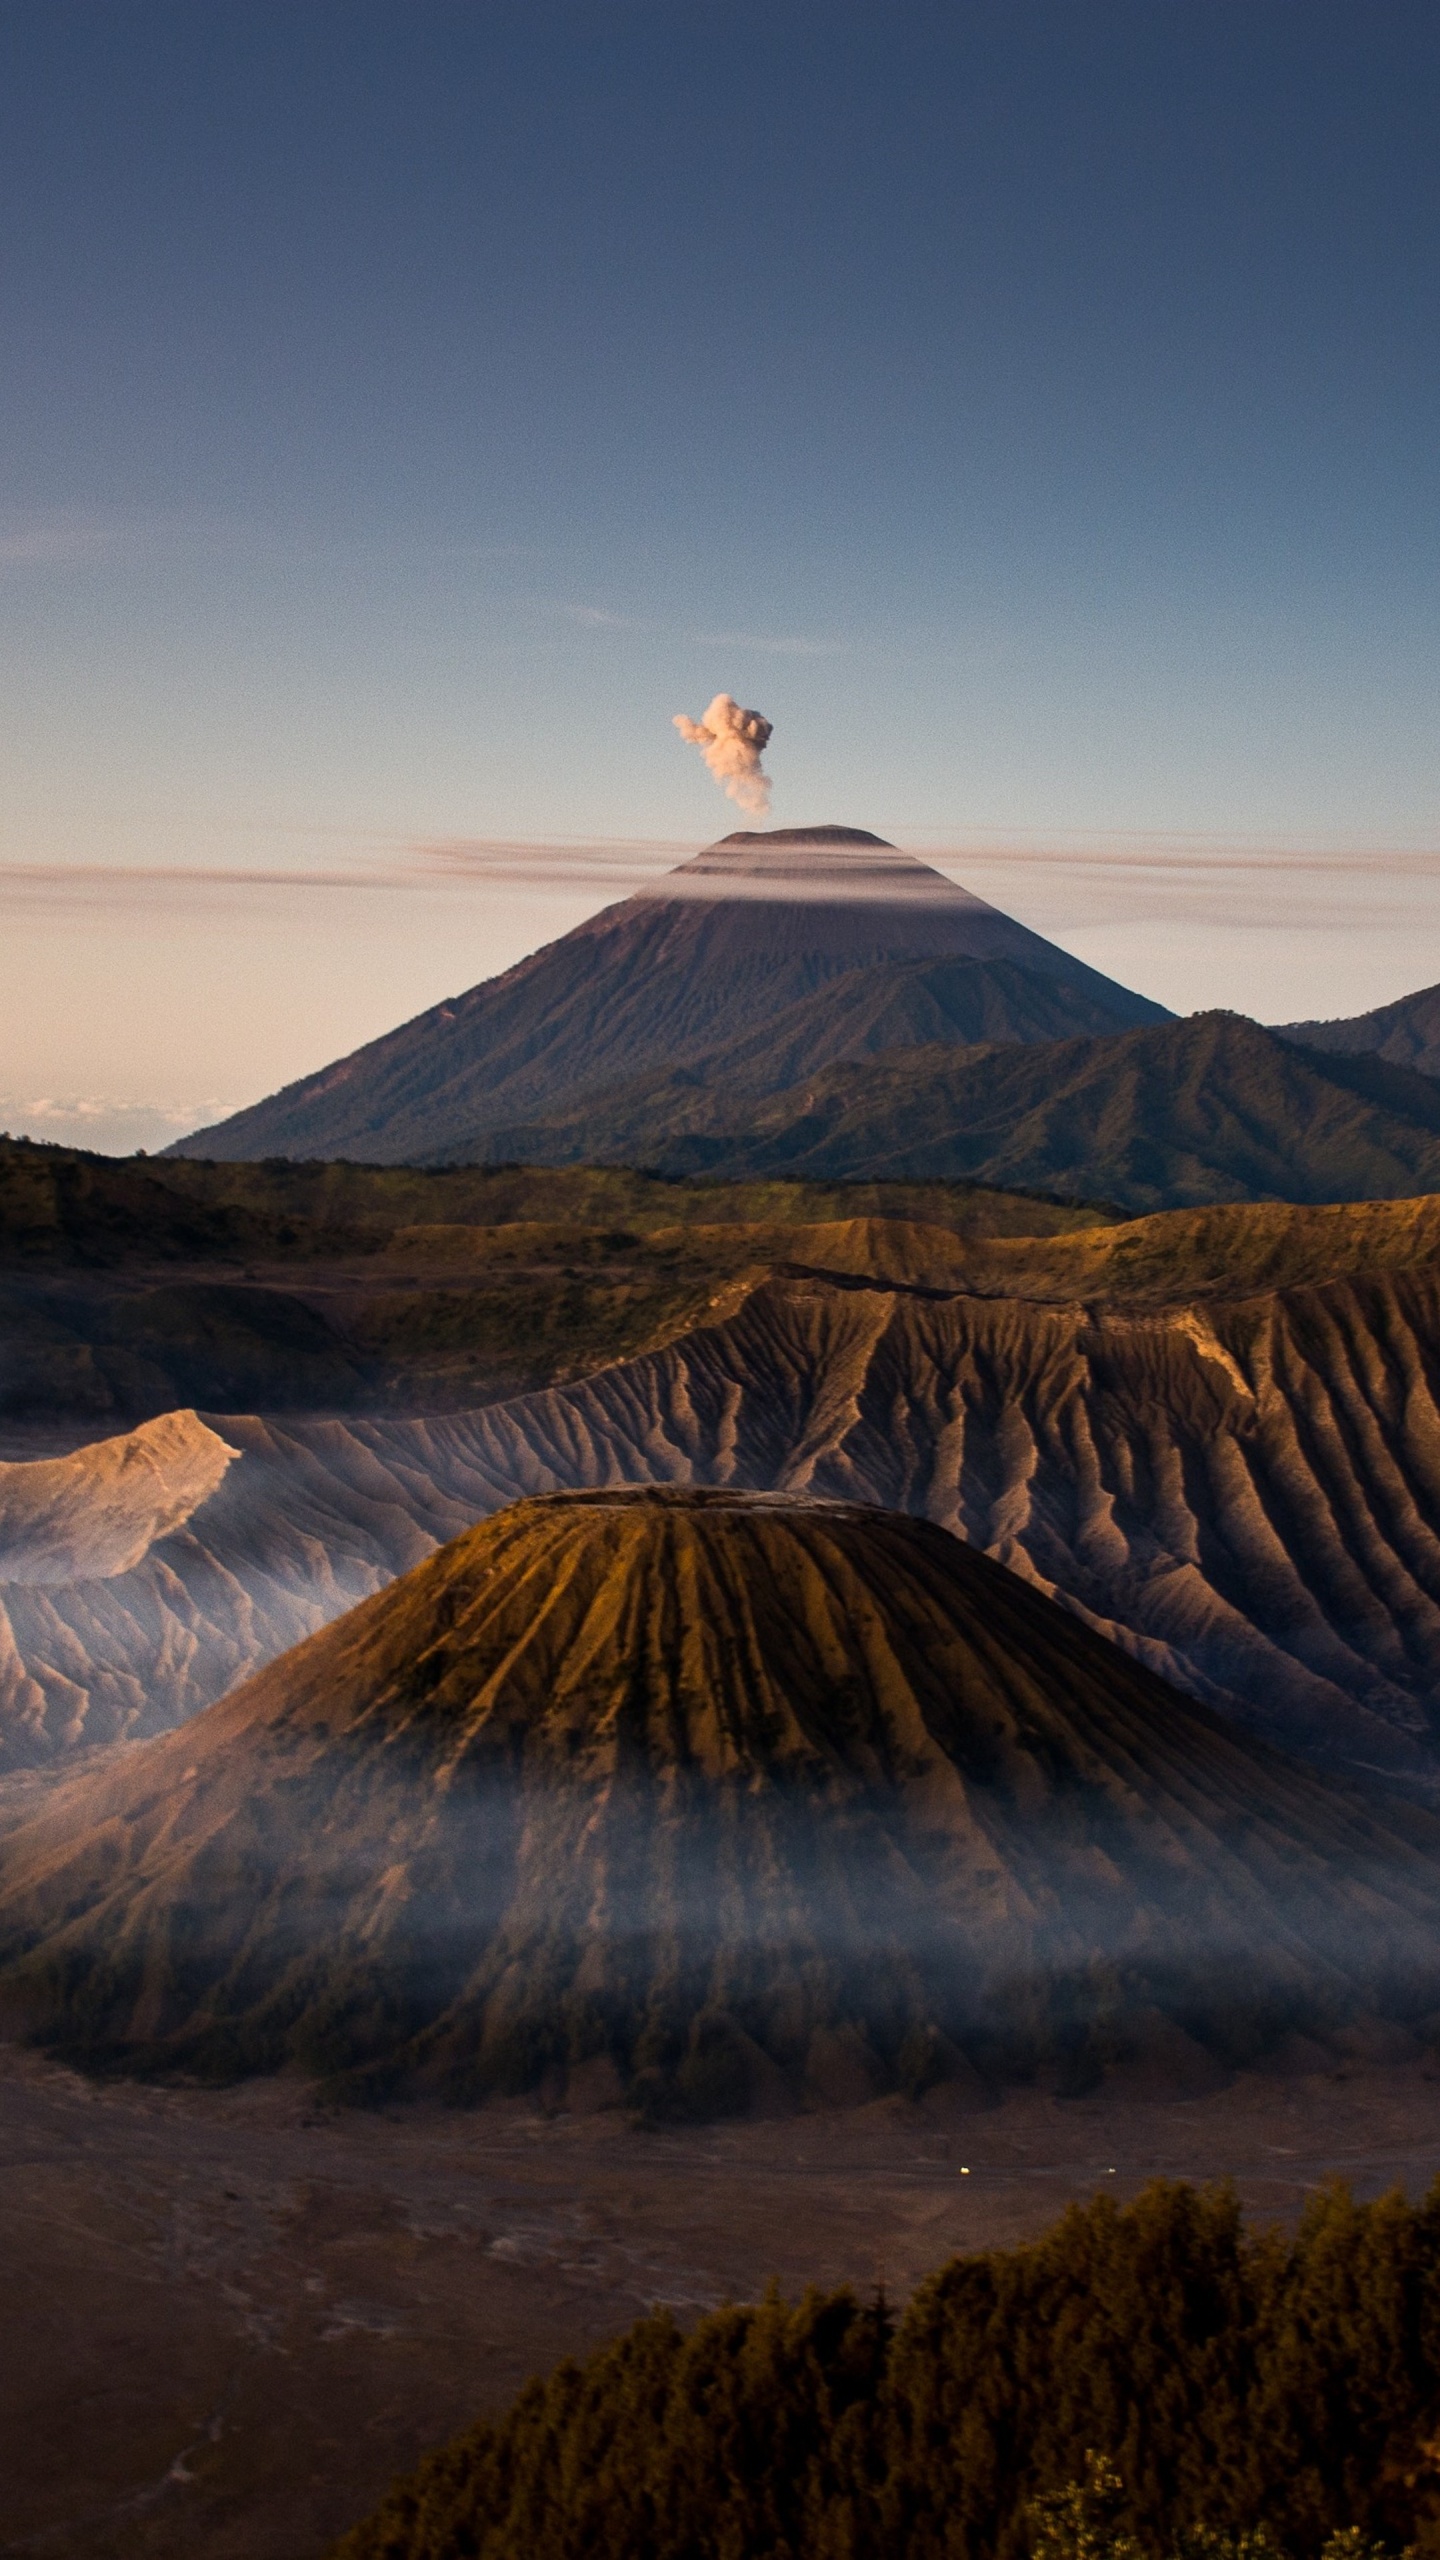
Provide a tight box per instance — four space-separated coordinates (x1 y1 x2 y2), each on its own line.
1280 979 1440 1081
475 1009 1440 1212
168 828 1170 1165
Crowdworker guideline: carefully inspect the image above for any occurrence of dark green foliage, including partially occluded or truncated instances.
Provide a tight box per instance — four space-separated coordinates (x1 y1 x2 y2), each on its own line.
328 2181 1440 2560
0 1130 1105 1258
492 1011 1440 1212
1026 2455 1396 2560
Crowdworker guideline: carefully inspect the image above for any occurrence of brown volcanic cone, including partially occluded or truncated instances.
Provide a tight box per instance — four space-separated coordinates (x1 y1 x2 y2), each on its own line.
2 1488 1438 2109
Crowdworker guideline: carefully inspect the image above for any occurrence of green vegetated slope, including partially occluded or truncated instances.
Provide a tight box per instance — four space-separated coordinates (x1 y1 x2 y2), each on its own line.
8 1130 1439 1302
0 1136 1113 1421
0 1133 1110 1261
0 1138 296 1266
18 1102 1440 1428
884 1190 1440 1303
329 2181 1440 2560
4 1488 1439 2100
485 1012 1440 1211
148 1155 1117 1241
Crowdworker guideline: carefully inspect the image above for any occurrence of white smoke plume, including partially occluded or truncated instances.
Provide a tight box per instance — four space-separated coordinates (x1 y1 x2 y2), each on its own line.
672 693 773 815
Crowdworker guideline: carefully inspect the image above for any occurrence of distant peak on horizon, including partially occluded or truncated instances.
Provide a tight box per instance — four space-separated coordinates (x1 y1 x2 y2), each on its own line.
710 825 894 849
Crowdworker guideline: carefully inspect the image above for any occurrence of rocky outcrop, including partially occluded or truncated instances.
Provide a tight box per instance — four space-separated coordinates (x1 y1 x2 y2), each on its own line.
0 1410 236 1585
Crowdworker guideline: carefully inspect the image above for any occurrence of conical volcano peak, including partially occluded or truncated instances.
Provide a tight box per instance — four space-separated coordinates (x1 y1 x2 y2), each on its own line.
711 826 894 847
3 1483 1439 2110
669 825 967 901
167 811 1169 1161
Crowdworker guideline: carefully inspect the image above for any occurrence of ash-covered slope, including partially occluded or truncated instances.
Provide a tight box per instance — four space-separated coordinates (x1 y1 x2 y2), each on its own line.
167 830 1168 1166
0 1409 235 1587
3 1486 1437 2104
10 1203 1440 1786
1281 980 1440 1082
494 1010 1440 1210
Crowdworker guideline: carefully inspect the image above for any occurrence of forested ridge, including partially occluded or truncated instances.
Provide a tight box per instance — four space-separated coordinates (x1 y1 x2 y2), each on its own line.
330 2182 1440 2560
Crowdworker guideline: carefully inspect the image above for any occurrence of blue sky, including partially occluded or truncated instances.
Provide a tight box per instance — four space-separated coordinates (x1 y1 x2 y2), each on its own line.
2 1 1438 1146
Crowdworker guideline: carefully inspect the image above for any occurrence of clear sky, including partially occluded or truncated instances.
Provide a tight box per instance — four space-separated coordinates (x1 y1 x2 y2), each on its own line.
3 1 1439 1149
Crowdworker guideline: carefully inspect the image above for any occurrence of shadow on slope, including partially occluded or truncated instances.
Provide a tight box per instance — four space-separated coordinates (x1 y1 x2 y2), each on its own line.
480 1012 1440 1211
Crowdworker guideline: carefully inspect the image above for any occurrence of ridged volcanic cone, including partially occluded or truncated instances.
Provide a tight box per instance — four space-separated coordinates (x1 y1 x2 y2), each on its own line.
2 1487 1438 2108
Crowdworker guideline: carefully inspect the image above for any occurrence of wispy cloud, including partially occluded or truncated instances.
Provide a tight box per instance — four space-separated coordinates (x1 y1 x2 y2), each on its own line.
553 601 638 629
0 861 412 910
694 630 844 657
912 831 1440 933
0 843 692 914
0 514 131 568
412 836 693 888
0 505 235 569
528 602 839 651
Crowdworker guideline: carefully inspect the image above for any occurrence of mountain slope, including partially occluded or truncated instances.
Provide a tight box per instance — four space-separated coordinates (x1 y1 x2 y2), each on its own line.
10 1200 1440 1783
427 952 1179 1149
4 1486 1439 2102
1280 979 1440 1081
167 830 1169 1165
490 1012 1440 1211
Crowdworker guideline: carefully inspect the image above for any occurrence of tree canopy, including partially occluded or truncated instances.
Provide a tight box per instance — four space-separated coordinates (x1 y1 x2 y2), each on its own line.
329 2179 1440 2559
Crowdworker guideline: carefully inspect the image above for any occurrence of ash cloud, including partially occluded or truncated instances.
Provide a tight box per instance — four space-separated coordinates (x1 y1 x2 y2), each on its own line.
673 693 773 816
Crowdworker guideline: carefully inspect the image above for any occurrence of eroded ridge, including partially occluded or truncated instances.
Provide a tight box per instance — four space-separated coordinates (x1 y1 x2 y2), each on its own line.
6 1259 1440 1780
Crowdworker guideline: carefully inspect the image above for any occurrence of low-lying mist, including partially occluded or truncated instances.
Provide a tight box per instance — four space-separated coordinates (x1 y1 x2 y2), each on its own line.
4 1763 1438 2109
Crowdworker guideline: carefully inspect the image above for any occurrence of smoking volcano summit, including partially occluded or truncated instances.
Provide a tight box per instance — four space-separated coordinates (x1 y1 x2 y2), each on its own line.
3 1485 1438 2110
169 828 1170 1166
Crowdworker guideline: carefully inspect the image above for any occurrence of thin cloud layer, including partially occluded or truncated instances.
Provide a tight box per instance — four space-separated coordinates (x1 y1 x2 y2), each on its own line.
0 1094 238 1153
0 833 1438 931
